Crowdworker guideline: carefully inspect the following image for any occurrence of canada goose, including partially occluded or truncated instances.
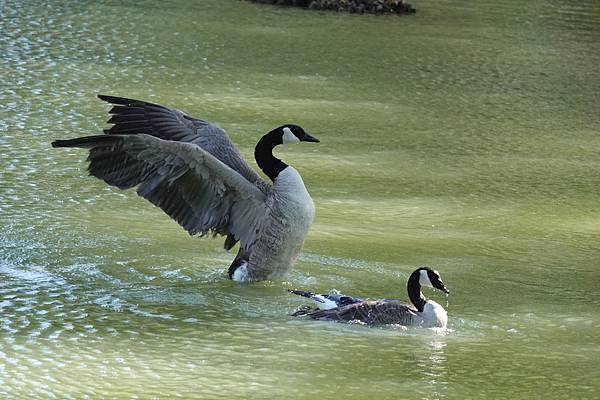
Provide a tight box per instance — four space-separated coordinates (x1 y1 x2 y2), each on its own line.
289 267 449 327
52 95 319 282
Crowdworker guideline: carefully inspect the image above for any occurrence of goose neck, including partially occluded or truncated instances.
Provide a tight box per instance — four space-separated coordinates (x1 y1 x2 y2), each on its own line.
255 133 287 182
407 271 427 312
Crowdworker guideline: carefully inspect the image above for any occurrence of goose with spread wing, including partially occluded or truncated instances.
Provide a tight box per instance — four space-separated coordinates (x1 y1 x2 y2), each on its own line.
289 267 449 327
52 95 319 282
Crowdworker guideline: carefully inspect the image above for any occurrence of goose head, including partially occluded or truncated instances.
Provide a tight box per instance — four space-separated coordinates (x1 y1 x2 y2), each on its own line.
255 124 319 182
273 124 320 145
417 267 450 294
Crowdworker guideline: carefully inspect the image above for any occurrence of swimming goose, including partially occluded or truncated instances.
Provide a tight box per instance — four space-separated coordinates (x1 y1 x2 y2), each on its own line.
52 95 319 282
289 267 449 327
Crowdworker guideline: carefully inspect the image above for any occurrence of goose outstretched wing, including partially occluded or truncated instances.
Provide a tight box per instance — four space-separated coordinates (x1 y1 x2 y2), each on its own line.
97 95 269 193
52 134 267 249
307 300 418 326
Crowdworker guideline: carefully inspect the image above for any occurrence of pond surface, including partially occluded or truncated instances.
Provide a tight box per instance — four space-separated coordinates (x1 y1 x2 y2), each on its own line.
1 0 599 398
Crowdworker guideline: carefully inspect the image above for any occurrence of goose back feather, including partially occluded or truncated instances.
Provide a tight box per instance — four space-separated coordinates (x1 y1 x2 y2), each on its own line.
308 300 420 326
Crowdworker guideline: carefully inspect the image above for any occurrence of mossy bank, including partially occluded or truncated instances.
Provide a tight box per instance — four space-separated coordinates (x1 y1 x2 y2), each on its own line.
245 0 416 15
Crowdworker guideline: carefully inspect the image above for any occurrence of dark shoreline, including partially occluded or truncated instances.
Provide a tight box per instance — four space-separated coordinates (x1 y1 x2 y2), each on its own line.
245 0 416 15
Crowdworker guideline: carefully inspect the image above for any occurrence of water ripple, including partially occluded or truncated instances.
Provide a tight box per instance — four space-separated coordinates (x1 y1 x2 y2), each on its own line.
1 0 600 398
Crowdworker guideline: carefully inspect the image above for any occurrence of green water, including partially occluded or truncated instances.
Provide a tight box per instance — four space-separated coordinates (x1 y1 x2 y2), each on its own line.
2 0 600 398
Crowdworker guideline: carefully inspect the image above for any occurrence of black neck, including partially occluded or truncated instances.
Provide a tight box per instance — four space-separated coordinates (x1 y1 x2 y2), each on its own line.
254 131 288 182
407 270 427 312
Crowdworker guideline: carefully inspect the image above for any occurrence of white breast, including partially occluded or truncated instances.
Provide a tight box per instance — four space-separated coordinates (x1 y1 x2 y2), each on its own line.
419 300 448 328
274 167 314 206
248 166 315 279
272 166 315 240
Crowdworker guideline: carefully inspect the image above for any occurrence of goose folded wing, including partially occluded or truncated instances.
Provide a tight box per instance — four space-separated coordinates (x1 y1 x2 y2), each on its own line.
52 134 267 249
308 300 418 326
97 95 268 192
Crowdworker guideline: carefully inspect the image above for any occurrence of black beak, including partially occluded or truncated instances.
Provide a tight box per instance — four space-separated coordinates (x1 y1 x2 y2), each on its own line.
302 132 320 143
440 286 450 294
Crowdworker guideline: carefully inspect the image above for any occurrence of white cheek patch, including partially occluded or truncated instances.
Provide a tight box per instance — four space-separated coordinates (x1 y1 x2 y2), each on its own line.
419 269 434 288
282 127 300 144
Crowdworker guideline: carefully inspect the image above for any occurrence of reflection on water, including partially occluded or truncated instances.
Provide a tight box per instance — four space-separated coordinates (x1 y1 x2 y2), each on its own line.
419 337 448 398
2 0 600 398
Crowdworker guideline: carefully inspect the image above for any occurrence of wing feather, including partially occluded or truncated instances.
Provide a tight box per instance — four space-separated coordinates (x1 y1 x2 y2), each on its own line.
52 134 267 249
97 95 269 193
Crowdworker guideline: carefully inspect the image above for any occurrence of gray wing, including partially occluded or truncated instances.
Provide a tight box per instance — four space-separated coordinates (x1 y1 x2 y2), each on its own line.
52 134 267 249
308 300 418 326
97 95 269 193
